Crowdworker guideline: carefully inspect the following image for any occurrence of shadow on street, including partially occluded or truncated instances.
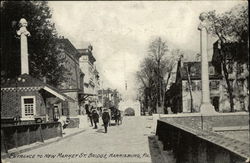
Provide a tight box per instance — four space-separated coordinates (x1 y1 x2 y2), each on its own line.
95 128 106 133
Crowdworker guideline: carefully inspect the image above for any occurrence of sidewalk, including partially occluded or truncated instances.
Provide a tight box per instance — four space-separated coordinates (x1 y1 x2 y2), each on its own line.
1 127 85 159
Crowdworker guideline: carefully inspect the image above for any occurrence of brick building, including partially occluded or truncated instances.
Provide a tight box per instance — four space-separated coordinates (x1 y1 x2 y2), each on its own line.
1 74 74 124
56 38 85 127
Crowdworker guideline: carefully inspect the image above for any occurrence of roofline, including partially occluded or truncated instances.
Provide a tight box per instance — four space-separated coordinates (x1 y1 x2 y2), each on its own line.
1 86 75 102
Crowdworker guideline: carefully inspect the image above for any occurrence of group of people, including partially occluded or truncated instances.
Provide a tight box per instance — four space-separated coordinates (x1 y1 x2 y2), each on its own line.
85 105 111 133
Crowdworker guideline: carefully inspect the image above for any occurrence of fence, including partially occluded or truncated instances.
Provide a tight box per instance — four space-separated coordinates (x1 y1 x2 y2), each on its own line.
156 120 248 163
1 122 62 154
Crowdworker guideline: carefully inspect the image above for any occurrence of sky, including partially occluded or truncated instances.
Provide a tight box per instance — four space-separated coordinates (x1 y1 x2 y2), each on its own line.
48 1 246 99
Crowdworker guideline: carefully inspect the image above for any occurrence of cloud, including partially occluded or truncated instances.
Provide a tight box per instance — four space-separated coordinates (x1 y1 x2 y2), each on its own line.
48 1 245 98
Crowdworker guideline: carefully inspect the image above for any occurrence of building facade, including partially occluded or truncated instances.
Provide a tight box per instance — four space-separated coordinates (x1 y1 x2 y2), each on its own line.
166 41 249 113
212 41 249 112
56 38 85 127
78 45 100 108
1 74 73 125
181 62 223 112
97 89 121 109
166 60 223 113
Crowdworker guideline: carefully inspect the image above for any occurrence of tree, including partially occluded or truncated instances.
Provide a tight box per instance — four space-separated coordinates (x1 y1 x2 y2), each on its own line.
185 63 194 113
136 37 179 114
205 4 248 112
136 57 156 113
1 1 66 86
148 38 168 113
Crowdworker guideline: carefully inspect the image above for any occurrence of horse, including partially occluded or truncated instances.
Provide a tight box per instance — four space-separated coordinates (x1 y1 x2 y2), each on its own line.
114 109 123 125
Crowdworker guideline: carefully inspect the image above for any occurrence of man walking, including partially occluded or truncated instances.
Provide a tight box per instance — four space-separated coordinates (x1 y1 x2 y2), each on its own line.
92 109 99 129
85 104 93 126
102 108 110 133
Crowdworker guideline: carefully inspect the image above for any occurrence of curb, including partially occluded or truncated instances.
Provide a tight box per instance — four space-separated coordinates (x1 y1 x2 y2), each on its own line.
1 129 85 159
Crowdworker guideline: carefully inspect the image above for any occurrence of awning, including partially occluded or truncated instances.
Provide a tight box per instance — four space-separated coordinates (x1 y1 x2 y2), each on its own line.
43 86 75 102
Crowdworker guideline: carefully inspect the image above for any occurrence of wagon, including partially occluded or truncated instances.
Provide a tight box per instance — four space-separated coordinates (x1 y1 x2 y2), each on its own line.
108 107 123 125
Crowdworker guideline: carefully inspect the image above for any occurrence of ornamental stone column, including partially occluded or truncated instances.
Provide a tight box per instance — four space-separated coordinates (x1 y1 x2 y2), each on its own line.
198 13 216 114
17 18 30 75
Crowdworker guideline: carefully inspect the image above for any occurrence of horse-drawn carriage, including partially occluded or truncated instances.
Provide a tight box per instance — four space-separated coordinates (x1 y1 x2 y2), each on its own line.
109 106 123 125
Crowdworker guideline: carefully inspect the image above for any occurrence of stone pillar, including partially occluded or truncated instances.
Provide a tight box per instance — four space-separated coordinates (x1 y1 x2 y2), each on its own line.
198 13 216 114
17 18 30 75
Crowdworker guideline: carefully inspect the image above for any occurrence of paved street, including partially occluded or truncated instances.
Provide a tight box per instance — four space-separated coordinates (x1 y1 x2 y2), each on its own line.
4 116 165 163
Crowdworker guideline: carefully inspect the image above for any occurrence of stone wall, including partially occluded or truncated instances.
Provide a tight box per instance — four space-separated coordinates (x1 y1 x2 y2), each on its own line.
159 112 249 131
156 119 249 163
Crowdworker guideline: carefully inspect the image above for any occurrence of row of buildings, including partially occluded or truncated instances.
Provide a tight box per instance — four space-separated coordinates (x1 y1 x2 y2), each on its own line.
1 37 104 127
165 41 249 113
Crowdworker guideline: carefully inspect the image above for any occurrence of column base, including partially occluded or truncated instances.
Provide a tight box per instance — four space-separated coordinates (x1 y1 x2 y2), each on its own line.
200 103 217 115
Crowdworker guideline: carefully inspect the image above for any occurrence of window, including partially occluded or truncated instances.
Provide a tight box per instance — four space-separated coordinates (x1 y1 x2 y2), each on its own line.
210 81 220 90
237 80 244 91
190 67 196 77
184 82 189 92
53 105 60 120
229 80 234 90
237 64 244 74
197 81 201 90
227 62 234 74
209 66 215 75
239 98 245 110
21 96 36 118
191 81 196 91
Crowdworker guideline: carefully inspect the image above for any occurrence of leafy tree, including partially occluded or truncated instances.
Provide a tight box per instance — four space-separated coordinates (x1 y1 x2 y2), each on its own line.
1 1 66 86
205 3 248 112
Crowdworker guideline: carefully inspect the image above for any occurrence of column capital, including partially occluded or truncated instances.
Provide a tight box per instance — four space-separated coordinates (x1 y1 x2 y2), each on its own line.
17 18 30 36
198 12 209 31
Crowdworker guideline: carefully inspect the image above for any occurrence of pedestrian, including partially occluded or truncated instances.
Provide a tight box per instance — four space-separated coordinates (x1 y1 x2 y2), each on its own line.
85 104 93 126
92 109 99 129
115 109 121 125
102 108 110 133
58 116 70 134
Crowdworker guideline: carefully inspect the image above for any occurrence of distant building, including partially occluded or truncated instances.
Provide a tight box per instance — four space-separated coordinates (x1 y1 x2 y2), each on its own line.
97 89 121 109
56 38 85 127
78 45 100 108
1 74 74 125
165 60 223 113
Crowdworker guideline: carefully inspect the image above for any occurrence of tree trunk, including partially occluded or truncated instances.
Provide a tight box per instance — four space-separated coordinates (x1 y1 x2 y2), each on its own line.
161 72 171 114
186 67 194 112
222 62 234 112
